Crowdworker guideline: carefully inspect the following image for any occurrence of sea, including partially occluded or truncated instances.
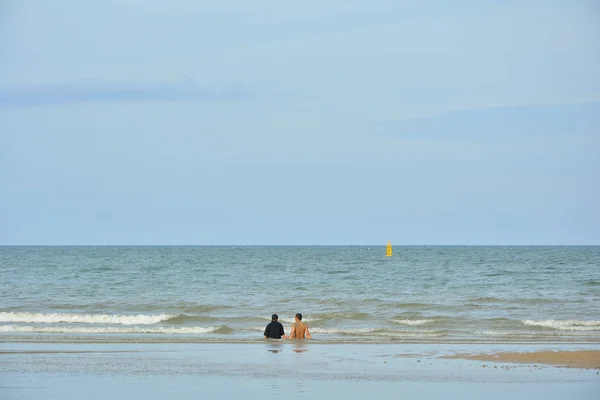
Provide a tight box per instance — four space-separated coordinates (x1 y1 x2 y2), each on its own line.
1 246 599 344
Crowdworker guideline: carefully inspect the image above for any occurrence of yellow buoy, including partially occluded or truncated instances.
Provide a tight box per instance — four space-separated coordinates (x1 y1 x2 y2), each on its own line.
386 241 393 257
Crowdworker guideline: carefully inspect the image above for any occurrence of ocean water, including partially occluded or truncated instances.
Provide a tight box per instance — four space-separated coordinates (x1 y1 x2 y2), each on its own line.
0 246 599 343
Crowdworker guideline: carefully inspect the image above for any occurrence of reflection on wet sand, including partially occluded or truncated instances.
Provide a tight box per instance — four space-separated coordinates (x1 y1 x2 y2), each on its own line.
264 340 308 353
293 341 308 353
266 339 283 353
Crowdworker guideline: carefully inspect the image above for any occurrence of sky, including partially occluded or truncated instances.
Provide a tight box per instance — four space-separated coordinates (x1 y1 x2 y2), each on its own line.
0 0 599 245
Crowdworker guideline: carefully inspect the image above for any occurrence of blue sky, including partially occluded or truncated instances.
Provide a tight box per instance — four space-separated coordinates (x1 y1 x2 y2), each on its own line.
1 0 599 245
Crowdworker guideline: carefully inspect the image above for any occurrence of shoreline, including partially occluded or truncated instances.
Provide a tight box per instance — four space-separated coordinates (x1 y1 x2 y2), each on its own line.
2 337 600 345
3 341 600 369
2 348 598 369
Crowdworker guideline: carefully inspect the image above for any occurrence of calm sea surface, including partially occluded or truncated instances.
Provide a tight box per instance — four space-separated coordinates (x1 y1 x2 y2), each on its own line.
1 246 599 343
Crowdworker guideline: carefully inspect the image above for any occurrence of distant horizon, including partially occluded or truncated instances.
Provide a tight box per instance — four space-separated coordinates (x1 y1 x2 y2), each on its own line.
1 243 598 247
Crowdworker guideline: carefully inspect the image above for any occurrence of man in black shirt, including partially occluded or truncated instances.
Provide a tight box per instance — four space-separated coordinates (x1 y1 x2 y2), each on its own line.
264 314 285 339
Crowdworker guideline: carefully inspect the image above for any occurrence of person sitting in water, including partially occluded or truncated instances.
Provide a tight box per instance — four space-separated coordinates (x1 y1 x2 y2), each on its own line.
264 314 285 339
285 313 311 339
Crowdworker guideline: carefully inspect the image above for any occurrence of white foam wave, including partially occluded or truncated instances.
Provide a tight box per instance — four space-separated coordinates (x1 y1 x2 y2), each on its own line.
391 319 435 326
259 316 318 324
522 320 600 331
249 326 441 337
481 330 561 337
0 312 174 325
0 325 219 334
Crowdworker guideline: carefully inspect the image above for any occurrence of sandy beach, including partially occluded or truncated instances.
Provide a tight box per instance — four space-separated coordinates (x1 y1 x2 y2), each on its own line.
1 342 599 400
441 349 600 369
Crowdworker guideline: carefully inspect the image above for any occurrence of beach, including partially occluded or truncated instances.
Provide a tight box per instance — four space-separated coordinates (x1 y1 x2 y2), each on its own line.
440 349 600 369
1 246 599 398
1 342 599 399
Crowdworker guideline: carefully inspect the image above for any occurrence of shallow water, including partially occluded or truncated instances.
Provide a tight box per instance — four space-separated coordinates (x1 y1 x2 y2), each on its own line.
1 342 599 400
1 246 599 343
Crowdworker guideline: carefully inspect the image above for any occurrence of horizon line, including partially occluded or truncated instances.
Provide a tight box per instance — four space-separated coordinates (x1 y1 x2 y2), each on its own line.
0 244 597 247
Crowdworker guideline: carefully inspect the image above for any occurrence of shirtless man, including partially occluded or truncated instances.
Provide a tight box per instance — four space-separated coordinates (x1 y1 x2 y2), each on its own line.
285 313 312 339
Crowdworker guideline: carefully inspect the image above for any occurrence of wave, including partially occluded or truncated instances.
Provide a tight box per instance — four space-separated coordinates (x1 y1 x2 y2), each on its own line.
391 302 435 309
522 319 600 331
481 330 562 337
0 302 232 314
309 327 378 334
259 316 320 324
246 325 443 338
467 297 502 303
0 324 231 334
390 319 435 326
163 314 220 324
259 312 371 324
308 327 443 337
0 312 175 325
479 330 597 337
314 312 371 321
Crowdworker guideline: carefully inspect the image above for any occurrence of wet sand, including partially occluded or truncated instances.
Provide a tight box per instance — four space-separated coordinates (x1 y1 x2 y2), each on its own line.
440 350 600 369
1 342 599 400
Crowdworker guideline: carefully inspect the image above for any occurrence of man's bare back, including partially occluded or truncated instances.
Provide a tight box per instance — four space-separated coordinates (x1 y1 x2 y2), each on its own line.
285 313 312 339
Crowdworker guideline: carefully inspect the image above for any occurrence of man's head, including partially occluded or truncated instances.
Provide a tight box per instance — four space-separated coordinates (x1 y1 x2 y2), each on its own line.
271 314 278 321
295 313 302 321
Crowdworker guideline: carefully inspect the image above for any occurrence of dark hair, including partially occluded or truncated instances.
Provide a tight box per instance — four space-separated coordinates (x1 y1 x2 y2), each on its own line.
295 313 302 321
272 314 278 321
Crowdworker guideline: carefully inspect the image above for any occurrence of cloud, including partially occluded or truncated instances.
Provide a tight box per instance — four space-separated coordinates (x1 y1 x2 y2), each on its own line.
0 79 251 108
375 102 600 140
